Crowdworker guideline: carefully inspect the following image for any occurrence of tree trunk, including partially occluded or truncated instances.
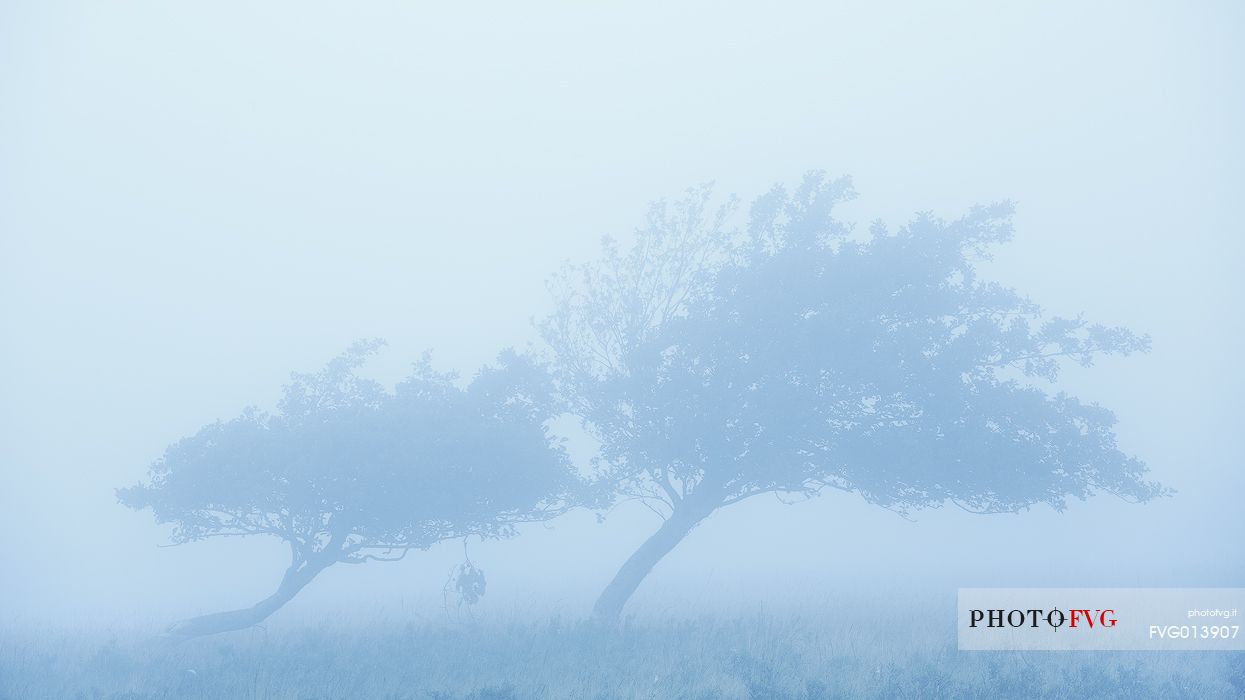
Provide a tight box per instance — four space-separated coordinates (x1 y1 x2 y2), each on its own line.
592 505 712 622
165 558 331 639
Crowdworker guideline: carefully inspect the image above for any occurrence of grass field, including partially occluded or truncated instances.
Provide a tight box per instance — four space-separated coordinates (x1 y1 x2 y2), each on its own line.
2 611 1242 699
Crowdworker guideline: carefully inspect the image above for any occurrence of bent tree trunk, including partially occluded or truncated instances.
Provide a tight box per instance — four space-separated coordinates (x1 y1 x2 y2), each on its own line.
165 558 332 639
592 505 713 622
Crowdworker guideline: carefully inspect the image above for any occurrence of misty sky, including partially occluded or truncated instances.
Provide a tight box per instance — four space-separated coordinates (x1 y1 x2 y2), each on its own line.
2 1 1242 626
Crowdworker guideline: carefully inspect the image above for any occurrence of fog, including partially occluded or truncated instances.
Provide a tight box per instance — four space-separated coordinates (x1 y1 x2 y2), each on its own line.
2 0 1242 640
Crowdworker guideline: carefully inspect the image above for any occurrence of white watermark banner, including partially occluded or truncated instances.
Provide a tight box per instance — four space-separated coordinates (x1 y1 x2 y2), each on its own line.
958 588 1245 651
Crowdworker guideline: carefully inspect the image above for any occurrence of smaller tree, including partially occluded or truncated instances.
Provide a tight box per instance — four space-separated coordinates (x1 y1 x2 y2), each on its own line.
120 341 575 638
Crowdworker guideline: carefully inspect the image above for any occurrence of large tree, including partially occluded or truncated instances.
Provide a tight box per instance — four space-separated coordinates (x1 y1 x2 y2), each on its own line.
120 341 575 638
542 173 1166 621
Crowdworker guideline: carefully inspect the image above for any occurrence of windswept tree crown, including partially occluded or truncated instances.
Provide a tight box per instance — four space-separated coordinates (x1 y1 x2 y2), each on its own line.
544 173 1165 519
120 342 576 564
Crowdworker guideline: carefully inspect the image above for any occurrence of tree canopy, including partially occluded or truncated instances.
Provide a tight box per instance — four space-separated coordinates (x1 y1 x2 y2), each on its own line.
542 172 1165 620
120 341 576 637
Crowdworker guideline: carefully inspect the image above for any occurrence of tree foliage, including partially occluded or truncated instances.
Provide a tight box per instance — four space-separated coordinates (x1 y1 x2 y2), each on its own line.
543 172 1165 619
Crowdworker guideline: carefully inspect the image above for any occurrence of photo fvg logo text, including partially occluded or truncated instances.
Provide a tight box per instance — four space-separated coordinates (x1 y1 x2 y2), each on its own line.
968 607 1118 630
957 588 1245 651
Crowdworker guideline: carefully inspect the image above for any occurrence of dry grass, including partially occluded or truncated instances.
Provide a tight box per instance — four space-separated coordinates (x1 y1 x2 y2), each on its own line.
1 612 1241 699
